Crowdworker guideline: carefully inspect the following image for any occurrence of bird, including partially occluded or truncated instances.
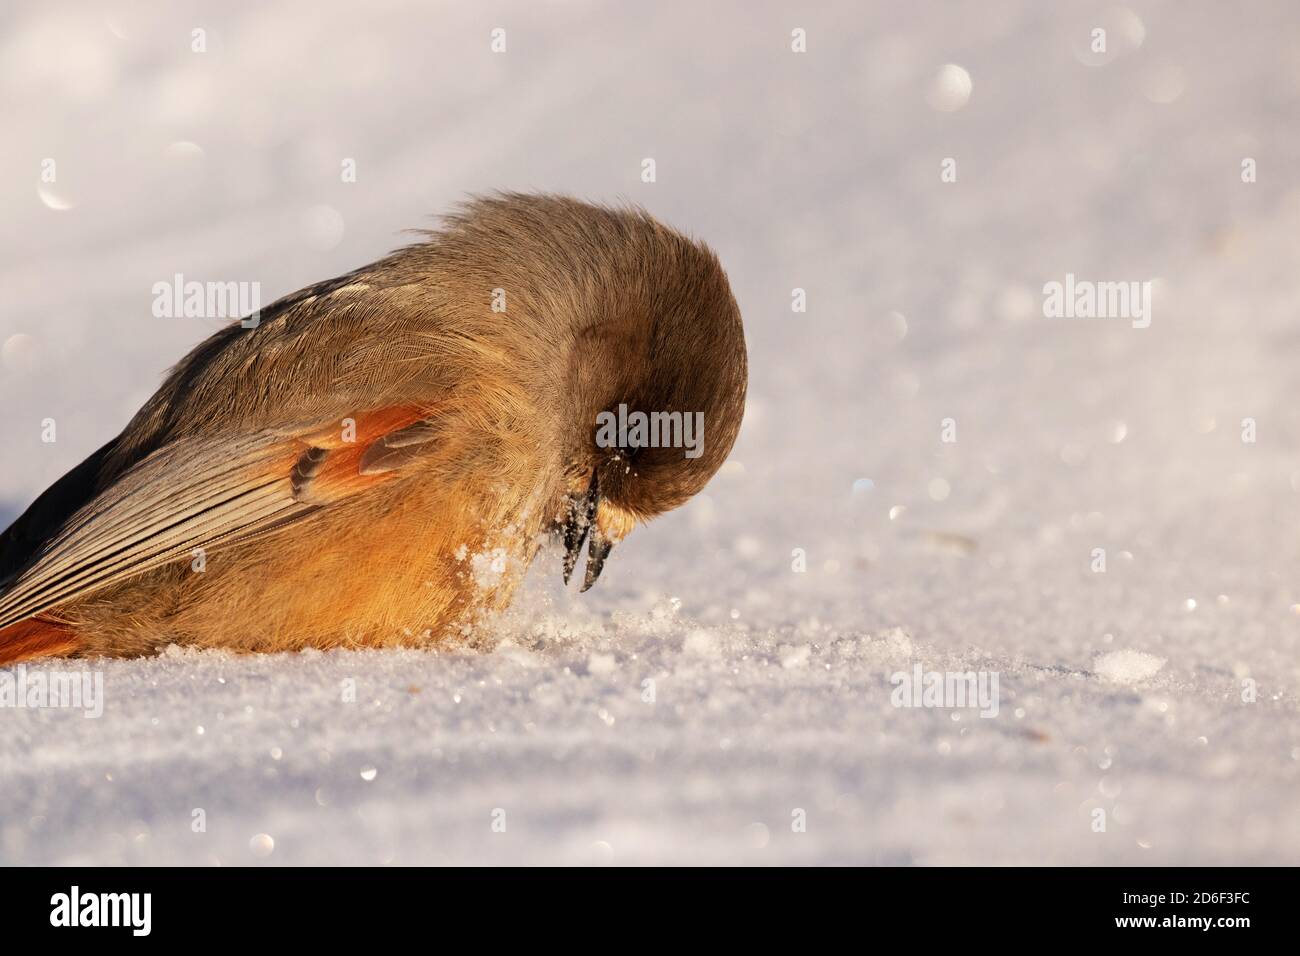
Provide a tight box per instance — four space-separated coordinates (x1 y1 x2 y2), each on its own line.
0 193 747 663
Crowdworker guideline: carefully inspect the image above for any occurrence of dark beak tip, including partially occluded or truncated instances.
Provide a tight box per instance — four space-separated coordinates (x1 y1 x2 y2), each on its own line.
581 536 614 593
561 467 606 591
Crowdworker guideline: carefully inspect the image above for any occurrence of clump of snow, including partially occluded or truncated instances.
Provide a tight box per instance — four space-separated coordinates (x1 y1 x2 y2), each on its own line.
1095 650 1167 685
876 627 914 658
682 628 721 658
470 548 509 590
778 644 810 669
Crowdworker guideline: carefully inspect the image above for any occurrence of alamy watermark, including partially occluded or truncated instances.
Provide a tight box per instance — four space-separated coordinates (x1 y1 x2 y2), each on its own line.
0 665 103 718
152 273 262 327
1042 273 1152 329
50 886 150 936
890 663 1000 718
595 403 705 459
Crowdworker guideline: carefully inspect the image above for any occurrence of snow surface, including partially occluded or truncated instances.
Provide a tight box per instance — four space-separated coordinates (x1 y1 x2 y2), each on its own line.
3 0 1300 864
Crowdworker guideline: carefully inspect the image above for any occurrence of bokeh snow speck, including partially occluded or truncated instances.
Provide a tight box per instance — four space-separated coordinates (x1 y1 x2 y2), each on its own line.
2 0 1300 865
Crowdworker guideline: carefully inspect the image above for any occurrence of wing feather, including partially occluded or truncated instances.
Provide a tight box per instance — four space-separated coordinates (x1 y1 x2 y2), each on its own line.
0 405 437 631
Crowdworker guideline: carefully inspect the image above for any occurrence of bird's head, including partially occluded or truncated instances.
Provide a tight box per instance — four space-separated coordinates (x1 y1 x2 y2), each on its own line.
556 211 748 590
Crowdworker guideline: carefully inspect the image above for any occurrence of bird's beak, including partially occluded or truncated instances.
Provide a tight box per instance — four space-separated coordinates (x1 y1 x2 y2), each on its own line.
561 470 615 591
581 527 613 593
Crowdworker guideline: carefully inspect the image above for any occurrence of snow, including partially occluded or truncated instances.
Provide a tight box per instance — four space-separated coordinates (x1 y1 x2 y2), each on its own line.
3 0 1300 864
1094 649 1166 685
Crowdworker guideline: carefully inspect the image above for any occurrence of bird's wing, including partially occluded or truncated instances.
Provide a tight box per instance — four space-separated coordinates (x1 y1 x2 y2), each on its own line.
0 404 438 631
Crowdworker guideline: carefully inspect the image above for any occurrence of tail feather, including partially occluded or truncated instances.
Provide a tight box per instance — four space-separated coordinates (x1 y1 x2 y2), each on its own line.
0 616 78 666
